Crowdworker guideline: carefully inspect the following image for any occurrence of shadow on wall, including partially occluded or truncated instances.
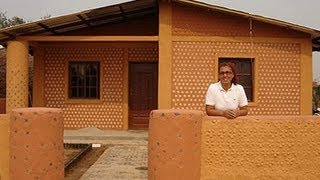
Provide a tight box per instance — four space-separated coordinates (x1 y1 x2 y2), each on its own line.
0 98 5 114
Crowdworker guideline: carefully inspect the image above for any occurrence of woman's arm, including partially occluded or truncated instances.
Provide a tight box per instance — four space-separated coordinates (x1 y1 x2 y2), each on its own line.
206 105 237 119
236 106 248 117
206 105 248 119
206 105 223 116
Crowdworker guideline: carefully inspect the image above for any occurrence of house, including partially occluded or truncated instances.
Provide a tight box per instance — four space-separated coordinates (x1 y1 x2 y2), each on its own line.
0 0 319 130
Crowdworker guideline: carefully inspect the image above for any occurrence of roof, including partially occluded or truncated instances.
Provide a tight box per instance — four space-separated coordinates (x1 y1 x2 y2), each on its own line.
0 0 319 51
0 0 158 42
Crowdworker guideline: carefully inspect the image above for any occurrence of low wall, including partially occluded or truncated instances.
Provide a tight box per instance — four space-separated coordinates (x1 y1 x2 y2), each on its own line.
0 108 64 180
10 108 64 180
201 116 320 179
148 109 204 180
148 110 320 180
0 114 9 180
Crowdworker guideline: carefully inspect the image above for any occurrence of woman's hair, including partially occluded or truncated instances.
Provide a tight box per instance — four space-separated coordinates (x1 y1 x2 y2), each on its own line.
219 62 238 84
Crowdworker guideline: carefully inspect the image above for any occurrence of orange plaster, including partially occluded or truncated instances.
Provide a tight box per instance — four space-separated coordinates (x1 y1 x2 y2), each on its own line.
201 116 320 179
0 114 9 180
6 41 29 113
9 108 64 180
148 110 320 179
148 109 205 180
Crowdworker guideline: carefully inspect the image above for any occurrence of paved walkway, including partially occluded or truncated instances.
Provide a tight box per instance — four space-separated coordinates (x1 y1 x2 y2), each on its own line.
64 128 148 180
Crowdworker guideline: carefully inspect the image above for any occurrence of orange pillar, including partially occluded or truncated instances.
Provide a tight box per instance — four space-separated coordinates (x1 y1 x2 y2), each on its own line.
158 2 173 108
10 108 64 180
148 109 204 180
6 40 29 113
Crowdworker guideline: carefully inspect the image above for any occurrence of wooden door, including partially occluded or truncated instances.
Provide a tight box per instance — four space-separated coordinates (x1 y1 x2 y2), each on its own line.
129 63 158 129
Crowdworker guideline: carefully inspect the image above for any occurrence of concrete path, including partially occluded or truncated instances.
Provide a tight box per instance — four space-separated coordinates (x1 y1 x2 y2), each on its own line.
64 128 148 180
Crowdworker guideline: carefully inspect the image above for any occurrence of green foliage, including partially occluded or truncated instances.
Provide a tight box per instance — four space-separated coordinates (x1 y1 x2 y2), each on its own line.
0 11 25 29
313 83 320 109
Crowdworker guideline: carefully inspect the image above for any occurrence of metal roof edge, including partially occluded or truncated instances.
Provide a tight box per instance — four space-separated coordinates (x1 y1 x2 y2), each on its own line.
0 0 138 33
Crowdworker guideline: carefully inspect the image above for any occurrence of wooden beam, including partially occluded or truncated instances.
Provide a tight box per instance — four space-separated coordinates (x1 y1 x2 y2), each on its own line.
16 36 159 42
37 23 58 34
76 15 91 27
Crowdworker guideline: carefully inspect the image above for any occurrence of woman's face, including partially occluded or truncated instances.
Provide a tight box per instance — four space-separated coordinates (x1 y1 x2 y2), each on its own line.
219 66 234 85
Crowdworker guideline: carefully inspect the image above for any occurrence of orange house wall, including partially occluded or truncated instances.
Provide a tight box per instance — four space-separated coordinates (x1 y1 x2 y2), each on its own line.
172 3 309 38
171 3 308 115
43 44 158 129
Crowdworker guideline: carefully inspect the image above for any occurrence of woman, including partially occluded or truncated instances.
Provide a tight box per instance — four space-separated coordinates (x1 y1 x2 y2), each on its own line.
205 62 248 119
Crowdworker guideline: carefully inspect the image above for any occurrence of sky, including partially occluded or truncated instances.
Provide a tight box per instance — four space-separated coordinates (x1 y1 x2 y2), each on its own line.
1 0 319 81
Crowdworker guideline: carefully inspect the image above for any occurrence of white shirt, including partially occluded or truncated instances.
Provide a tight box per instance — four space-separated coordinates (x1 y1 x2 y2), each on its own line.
205 82 248 111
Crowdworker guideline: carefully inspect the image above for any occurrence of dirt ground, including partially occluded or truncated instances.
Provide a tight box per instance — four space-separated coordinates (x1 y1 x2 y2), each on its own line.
64 145 109 180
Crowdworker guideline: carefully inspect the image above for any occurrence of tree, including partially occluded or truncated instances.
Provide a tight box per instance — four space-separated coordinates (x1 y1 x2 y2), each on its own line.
313 82 320 110
0 11 25 29
0 11 26 100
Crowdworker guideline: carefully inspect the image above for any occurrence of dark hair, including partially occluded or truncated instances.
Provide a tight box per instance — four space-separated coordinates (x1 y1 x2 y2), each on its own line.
219 62 238 84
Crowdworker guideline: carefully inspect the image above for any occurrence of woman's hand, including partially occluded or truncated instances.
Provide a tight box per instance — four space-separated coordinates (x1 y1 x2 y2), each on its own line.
206 105 247 118
223 109 238 119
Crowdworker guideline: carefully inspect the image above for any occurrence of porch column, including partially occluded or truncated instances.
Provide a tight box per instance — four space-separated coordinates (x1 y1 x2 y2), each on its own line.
6 40 29 113
158 2 172 108
300 39 312 115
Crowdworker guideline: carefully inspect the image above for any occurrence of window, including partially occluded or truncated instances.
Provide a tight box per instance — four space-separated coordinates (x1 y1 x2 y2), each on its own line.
69 62 100 99
219 58 254 102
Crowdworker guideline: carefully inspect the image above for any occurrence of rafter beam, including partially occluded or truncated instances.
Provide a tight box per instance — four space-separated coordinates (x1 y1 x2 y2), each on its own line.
313 48 320 52
119 5 127 20
313 37 320 45
23 6 156 36
37 23 58 34
77 15 91 27
1 31 15 38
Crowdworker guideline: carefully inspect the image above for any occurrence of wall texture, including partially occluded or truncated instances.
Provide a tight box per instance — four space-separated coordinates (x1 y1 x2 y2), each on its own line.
201 116 320 179
171 41 301 115
6 41 29 113
148 109 320 180
171 3 306 115
10 108 64 180
43 45 158 129
148 109 204 180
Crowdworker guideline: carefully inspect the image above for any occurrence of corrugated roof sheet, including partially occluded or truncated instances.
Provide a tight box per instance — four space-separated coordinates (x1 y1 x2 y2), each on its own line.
0 0 157 42
0 0 319 51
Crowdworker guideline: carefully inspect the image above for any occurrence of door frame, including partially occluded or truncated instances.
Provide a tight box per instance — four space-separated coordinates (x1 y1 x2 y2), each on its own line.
128 62 158 129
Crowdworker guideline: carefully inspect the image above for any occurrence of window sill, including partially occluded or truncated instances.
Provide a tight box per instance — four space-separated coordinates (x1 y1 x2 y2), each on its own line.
65 99 102 104
248 102 258 107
